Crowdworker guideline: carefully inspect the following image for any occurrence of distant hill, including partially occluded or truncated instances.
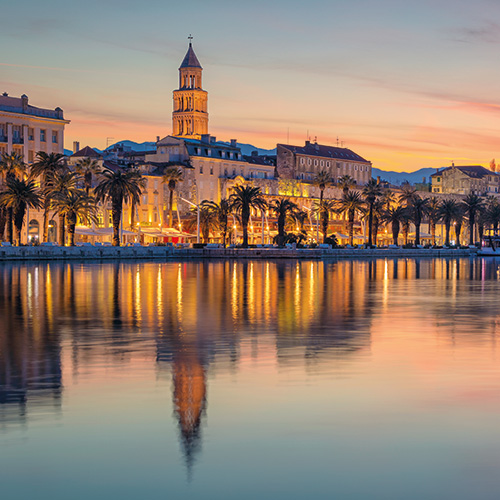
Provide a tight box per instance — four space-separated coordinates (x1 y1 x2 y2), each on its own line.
221 142 277 156
372 167 437 186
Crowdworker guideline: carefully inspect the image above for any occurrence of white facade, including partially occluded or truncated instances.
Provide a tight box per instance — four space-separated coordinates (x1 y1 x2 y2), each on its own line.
0 93 69 163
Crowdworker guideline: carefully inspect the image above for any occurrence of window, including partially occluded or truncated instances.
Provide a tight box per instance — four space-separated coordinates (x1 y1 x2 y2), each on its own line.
210 166 213 175
224 168 228 176
264 172 268 179
40 129 46 142
233 168 236 176
300 158 305 165
142 195 147 204
200 165 203 174
320 160 324 167
28 128 34 141
52 131 58 144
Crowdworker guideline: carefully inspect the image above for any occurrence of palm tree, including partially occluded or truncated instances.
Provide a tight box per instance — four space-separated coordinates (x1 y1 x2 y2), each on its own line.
462 193 484 245
485 200 500 234
270 198 298 247
0 177 41 245
362 178 382 246
75 157 101 196
52 192 97 246
399 182 418 206
187 203 217 243
162 167 184 227
201 199 232 247
439 199 459 246
426 197 441 245
313 199 336 243
371 199 385 247
337 190 364 246
30 152 67 242
312 170 331 203
337 175 356 195
380 189 396 210
409 195 429 246
46 170 80 245
229 185 267 248
382 205 407 246
0 152 27 243
95 168 145 246
454 204 465 246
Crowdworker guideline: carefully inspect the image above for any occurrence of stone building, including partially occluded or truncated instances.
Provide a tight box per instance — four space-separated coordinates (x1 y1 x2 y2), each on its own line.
430 165 500 196
277 141 372 185
0 93 69 162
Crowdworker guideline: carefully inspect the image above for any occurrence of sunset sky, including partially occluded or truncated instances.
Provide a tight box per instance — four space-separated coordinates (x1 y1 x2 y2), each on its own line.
1 0 500 171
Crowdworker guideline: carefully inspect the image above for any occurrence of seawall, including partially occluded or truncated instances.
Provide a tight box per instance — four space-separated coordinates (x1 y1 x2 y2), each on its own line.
0 246 479 262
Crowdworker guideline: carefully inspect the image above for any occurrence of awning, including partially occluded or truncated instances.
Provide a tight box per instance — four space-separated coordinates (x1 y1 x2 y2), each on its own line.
75 226 101 236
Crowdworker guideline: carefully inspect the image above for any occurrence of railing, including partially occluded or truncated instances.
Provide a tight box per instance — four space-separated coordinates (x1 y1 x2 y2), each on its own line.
12 137 24 145
0 135 7 143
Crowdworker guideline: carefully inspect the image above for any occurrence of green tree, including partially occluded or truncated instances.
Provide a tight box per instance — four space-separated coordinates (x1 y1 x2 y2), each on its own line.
426 196 441 245
362 179 382 246
229 185 267 248
162 167 184 227
312 170 331 203
52 192 97 246
462 193 484 245
382 205 408 246
0 152 27 243
200 199 232 247
409 195 429 246
439 199 459 246
75 157 102 196
337 175 356 195
95 168 145 246
46 170 80 245
0 177 42 245
270 198 298 247
313 199 336 244
30 152 66 242
336 190 364 246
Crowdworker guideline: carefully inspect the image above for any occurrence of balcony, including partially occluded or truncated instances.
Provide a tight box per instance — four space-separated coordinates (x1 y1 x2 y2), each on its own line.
12 137 24 145
0 135 7 143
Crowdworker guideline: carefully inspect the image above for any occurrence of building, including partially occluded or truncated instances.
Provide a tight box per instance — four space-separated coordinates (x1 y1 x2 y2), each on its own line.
277 141 372 186
172 41 208 138
431 165 500 196
0 93 69 163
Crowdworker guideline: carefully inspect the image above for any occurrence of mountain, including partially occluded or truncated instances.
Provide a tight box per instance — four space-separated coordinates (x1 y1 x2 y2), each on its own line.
221 142 276 156
104 140 156 152
372 167 437 186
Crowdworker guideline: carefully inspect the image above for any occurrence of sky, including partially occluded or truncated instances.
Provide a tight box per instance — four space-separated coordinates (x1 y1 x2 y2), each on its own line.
1 0 500 171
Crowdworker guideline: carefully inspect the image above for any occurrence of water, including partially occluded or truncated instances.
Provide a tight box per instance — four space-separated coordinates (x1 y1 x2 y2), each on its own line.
1 258 500 499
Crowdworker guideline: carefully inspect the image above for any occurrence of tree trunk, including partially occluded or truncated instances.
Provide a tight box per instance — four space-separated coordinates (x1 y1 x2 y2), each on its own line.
367 204 373 247
42 199 50 242
348 214 354 246
445 222 450 246
13 204 26 246
169 189 174 227
392 220 400 245
469 215 475 245
6 207 13 244
112 197 122 247
415 220 421 246
321 210 328 243
403 222 409 245
455 222 462 246
0 207 6 241
431 221 436 246
277 216 285 247
59 214 66 246
68 212 77 246
242 208 249 248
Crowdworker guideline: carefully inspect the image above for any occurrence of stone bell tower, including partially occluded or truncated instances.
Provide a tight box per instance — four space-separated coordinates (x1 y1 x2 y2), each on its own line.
172 37 209 138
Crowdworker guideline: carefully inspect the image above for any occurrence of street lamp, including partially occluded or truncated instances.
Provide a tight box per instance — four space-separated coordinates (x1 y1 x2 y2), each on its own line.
179 197 200 243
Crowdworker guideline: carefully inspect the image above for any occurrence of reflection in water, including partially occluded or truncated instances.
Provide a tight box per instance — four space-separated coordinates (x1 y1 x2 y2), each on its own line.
2 258 500 496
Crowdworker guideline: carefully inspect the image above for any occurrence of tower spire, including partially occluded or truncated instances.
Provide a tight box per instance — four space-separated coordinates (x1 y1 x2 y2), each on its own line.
172 39 208 138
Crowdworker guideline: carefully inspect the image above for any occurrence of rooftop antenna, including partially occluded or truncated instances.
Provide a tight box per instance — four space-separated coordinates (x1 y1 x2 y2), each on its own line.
287 127 289 145
306 130 309 142
314 136 318 144
336 136 339 147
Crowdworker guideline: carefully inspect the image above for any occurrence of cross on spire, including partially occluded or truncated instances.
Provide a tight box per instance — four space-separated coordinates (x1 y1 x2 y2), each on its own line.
188 34 193 45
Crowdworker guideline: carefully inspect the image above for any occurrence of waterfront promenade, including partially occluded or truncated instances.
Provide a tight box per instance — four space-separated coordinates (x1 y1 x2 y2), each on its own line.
0 245 478 261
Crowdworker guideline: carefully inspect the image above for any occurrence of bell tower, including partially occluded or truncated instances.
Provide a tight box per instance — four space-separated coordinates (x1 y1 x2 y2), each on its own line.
172 37 209 138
